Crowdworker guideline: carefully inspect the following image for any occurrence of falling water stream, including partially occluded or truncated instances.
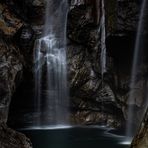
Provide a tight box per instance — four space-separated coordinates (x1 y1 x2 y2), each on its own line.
125 0 147 142
7 0 136 147
100 0 107 77
34 0 69 127
98 0 107 121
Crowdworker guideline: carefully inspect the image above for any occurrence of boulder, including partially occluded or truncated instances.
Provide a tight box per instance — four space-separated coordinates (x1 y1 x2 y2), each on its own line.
0 3 23 36
0 123 32 148
131 108 148 148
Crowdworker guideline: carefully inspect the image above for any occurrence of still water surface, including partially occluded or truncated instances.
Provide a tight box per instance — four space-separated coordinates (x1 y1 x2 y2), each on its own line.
21 126 130 148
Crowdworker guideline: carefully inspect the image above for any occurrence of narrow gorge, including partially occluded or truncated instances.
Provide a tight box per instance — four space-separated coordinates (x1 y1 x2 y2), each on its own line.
0 0 148 148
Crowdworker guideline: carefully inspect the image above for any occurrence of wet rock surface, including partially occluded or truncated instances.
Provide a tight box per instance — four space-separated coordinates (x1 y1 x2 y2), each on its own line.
3 0 145 127
117 0 139 32
0 123 32 148
67 1 123 126
0 3 23 36
0 0 148 147
0 38 33 147
0 39 23 122
131 108 148 148
0 2 32 147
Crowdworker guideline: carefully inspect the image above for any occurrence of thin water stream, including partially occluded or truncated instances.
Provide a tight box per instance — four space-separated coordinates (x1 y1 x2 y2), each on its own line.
126 0 147 140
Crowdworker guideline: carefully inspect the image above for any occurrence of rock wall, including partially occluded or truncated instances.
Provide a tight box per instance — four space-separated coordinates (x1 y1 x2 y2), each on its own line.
5 0 125 128
131 108 148 148
67 0 146 127
2 0 146 127
0 0 148 147
0 123 32 148
0 2 32 148
67 0 123 126
106 0 148 127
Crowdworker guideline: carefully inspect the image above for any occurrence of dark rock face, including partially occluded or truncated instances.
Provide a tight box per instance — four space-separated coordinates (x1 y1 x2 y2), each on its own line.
0 0 148 147
0 2 32 148
0 39 32 147
108 1 148 147
0 39 23 122
0 3 23 36
0 123 32 148
3 0 143 128
117 0 139 32
2 0 125 128
106 0 148 123
67 0 147 129
67 0 124 126
131 108 148 148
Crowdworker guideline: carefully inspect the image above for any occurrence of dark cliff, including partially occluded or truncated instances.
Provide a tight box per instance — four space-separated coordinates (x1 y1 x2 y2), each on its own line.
0 0 148 147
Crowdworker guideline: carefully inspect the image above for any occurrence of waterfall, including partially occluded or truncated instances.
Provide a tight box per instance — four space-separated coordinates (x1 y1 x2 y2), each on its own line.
126 0 147 140
34 0 69 126
100 0 107 78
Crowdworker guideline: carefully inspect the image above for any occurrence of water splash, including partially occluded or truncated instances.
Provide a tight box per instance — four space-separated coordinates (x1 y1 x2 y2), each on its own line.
34 0 69 126
126 0 147 139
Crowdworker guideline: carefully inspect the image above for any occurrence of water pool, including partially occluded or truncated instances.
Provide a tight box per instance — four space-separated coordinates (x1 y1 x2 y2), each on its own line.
21 126 130 148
